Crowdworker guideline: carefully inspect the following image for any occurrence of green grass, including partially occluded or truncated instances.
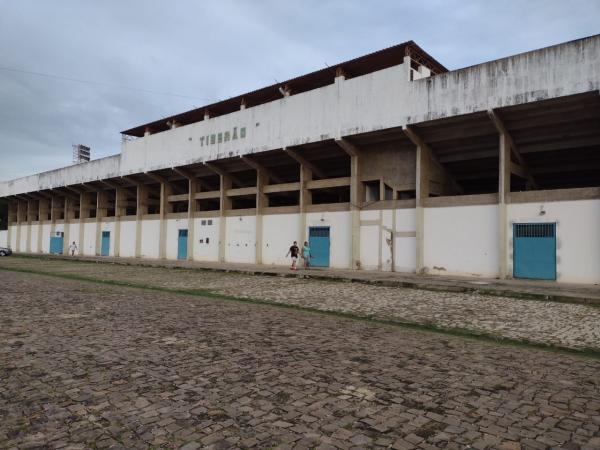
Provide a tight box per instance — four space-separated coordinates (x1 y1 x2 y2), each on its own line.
2 263 600 360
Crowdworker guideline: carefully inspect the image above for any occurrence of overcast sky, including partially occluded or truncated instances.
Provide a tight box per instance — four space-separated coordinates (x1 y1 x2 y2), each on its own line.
0 0 598 181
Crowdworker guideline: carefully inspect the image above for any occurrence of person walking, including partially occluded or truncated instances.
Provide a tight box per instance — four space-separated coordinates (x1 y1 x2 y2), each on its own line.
286 241 300 271
301 241 311 269
68 241 78 256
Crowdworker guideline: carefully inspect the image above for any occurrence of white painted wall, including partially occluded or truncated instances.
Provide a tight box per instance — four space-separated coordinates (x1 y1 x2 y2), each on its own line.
9 225 17 249
306 211 352 269
193 217 220 261
19 225 28 251
41 224 51 253
30 225 40 253
424 205 499 277
119 221 137 258
262 214 301 265
83 223 96 255
0 230 7 247
166 218 188 260
225 215 256 264
99 222 116 256
394 209 416 273
67 223 79 255
508 199 600 284
140 220 160 259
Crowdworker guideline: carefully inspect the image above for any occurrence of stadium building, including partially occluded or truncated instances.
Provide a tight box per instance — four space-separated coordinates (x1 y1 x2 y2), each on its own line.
1 35 599 283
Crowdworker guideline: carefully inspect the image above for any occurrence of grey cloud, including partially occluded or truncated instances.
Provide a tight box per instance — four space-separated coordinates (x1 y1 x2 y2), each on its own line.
0 0 598 180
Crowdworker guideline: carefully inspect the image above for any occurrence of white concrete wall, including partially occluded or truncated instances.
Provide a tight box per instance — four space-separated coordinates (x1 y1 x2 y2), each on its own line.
394 209 416 273
41 224 51 253
67 223 80 255
262 214 301 265
306 211 352 269
424 205 499 277
508 199 600 284
30 225 40 253
225 216 256 264
0 230 7 247
19 224 28 251
9 225 17 249
99 222 116 256
140 219 160 259
82 223 96 255
166 218 188 260
193 217 220 261
119 221 137 258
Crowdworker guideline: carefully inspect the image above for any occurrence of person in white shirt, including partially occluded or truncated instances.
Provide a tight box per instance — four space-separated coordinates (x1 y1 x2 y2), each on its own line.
69 241 78 256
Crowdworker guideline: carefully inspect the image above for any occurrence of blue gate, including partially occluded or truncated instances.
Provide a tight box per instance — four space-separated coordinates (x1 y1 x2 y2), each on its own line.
177 229 188 260
101 231 110 256
513 223 556 280
49 233 64 254
309 226 330 267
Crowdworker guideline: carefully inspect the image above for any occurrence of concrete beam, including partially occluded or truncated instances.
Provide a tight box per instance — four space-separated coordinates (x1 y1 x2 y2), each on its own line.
205 162 245 187
334 138 362 157
194 190 221 200
404 126 463 195
240 156 284 184
263 182 301 194
226 187 258 197
100 180 121 190
284 147 327 179
306 177 351 190
167 193 190 203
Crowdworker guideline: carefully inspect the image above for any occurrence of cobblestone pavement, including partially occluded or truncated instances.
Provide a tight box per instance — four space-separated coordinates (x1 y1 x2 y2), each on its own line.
2 271 600 450
2 258 600 351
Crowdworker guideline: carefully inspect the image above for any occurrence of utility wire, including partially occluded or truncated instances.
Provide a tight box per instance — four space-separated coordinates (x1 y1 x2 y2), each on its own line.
0 65 214 102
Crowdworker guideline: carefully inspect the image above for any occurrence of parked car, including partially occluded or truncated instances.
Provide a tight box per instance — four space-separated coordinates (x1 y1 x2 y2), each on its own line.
0 247 12 256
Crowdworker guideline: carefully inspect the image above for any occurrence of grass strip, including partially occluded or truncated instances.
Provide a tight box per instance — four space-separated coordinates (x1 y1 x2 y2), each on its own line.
10 254 600 308
2 264 600 360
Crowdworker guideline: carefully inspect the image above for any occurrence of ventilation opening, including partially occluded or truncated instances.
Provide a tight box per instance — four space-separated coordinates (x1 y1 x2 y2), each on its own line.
514 223 556 238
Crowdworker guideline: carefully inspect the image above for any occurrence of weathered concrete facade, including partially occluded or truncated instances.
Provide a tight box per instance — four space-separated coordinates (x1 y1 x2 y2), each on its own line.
1 36 599 283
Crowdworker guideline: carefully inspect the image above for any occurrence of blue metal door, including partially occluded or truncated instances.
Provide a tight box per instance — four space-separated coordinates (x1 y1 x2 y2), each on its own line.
50 234 64 254
513 223 556 280
309 226 330 267
177 229 188 260
101 231 110 256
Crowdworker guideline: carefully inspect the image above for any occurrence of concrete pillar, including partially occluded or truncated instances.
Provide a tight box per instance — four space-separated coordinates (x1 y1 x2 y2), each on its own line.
26 199 34 252
255 169 268 264
15 201 24 252
158 182 173 259
38 198 49 253
95 191 108 256
498 133 511 279
7 200 16 250
135 184 148 258
79 192 91 256
349 154 363 269
187 179 197 261
299 164 312 244
63 196 74 255
49 196 59 247
218 174 232 262
114 188 126 257
415 144 430 274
